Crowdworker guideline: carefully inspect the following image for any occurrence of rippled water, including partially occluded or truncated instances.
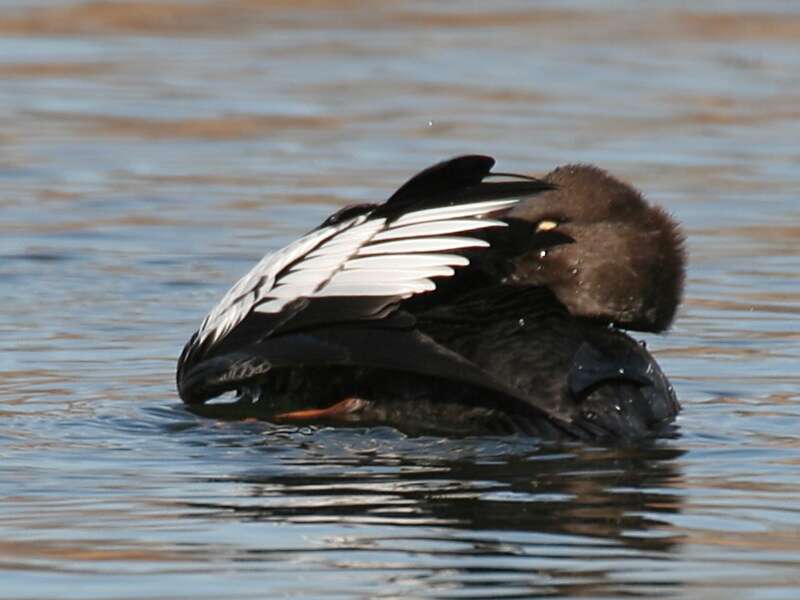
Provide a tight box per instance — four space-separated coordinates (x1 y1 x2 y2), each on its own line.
2 1 800 598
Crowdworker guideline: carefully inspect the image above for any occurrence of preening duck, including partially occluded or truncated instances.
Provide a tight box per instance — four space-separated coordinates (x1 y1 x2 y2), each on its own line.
177 155 685 440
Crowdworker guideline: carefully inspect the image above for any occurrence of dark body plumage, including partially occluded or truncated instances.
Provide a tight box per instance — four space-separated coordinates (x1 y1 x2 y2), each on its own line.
177 156 685 440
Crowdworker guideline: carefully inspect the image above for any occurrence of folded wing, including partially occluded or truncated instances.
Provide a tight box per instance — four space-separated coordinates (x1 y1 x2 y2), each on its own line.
177 156 558 418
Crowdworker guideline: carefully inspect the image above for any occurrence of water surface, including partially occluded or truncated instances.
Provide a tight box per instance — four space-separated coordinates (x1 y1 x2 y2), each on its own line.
2 2 800 598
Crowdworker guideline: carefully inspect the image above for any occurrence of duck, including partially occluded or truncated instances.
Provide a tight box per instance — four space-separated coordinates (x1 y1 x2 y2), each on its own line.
176 155 685 440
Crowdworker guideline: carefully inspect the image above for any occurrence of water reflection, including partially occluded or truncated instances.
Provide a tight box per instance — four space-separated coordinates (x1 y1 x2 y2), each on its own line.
179 429 685 595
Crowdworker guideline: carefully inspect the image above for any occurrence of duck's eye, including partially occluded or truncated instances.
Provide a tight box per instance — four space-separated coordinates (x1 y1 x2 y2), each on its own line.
535 220 559 232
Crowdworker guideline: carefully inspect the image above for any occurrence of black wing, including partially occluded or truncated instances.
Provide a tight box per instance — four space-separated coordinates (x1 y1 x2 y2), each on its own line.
177 156 560 418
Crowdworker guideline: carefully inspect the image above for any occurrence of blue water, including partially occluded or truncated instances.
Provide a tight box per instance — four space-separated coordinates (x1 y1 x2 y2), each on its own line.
2 2 800 598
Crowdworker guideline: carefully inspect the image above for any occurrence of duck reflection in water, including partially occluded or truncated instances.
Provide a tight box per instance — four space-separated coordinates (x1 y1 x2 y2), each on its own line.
178 155 685 441
182 435 685 595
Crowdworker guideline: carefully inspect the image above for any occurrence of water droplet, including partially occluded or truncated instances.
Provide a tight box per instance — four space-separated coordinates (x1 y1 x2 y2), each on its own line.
427 120 434 127
613 404 621 412
518 317 526 327
570 268 578 276
618 368 625 375
539 249 547 258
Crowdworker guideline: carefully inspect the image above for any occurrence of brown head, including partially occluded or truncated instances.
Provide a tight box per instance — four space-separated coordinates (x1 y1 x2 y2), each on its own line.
504 164 686 332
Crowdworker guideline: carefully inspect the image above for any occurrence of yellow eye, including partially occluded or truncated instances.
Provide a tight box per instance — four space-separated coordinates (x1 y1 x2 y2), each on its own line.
535 220 558 232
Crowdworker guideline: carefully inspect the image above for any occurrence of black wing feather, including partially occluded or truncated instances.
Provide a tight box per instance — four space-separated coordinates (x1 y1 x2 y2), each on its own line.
179 323 577 432
385 155 496 207
177 155 566 424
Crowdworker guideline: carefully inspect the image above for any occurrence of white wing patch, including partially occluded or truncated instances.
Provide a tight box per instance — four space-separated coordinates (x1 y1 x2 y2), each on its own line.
196 198 518 347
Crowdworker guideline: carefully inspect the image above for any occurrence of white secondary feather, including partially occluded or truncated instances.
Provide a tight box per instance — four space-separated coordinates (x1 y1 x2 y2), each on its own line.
357 237 489 256
371 218 503 241
198 218 357 343
195 197 519 347
315 280 436 297
391 198 518 226
344 254 470 269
